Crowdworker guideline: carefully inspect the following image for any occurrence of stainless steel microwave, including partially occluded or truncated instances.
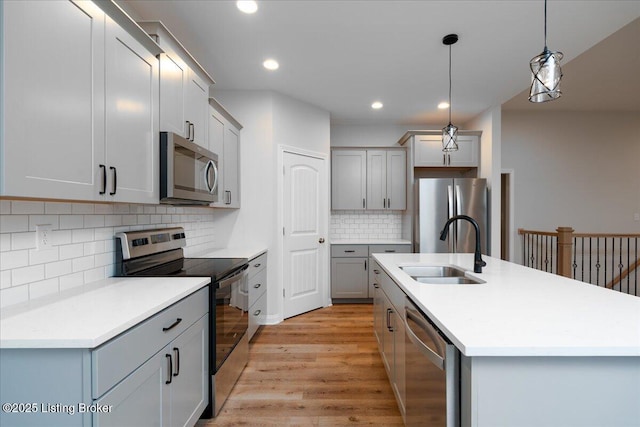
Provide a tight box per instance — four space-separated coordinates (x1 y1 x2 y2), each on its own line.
160 132 219 205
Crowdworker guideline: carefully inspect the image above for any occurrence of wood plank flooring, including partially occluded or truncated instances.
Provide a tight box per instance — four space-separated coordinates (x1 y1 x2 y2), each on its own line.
197 304 404 427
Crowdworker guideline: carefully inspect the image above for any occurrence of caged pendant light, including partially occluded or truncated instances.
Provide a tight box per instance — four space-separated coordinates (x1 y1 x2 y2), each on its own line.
529 0 563 102
442 34 459 152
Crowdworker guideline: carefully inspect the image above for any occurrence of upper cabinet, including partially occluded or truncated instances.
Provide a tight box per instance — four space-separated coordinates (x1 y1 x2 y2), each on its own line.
1 0 161 203
138 21 215 149
332 149 406 211
413 134 479 167
209 98 242 208
332 150 367 210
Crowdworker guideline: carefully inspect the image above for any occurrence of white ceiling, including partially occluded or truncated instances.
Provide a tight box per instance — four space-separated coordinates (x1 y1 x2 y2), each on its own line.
123 1 640 125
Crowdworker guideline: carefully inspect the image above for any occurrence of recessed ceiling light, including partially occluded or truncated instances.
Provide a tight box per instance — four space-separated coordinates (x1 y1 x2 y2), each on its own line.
263 59 279 70
237 1 258 14
371 101 383 109
438 102 450 109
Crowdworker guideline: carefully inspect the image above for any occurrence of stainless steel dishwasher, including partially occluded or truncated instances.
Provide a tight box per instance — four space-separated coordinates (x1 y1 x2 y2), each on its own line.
404 297 459 427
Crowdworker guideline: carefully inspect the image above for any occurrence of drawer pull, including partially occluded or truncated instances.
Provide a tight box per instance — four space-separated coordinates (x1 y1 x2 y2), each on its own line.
254 283 261 289
344 250 355 253
384 250 396 253
373 269 380 274
165 354 173 384
254 263 261 268
162 318 182 332
253 309 261 316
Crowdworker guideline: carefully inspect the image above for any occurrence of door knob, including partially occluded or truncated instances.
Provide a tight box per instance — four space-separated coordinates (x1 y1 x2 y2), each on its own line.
319 238 325 243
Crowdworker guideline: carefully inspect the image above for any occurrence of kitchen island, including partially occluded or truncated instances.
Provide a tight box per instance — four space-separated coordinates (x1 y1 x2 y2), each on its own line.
373 253 640 427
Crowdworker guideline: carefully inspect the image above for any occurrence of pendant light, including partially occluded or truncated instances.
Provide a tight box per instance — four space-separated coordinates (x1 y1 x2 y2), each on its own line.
442 34 459 152
529 0 563 102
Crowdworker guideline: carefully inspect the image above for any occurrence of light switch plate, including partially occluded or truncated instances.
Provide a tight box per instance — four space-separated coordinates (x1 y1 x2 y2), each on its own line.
36 224 53 250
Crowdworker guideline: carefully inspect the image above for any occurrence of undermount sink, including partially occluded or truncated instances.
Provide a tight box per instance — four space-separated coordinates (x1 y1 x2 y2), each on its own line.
399 265 485 285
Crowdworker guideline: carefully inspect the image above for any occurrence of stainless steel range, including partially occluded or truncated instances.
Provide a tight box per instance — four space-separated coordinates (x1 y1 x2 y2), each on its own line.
115 227 248 418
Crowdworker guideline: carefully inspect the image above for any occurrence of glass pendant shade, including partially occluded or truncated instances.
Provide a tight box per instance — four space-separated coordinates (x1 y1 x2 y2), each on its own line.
529 47 563 102
442 123 458 152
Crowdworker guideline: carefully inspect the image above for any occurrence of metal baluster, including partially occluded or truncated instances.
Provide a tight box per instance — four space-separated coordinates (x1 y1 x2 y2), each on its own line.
596 238 601 287
589 238 592 284
580 237 584 282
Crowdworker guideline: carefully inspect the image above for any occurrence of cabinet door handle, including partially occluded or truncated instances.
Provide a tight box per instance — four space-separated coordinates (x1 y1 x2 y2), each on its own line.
362 198 365 209
254 283 261 289
185 121 191 139
226 190 231 205
373 269 380 274
383 198 386 208
190 123 195 141
165 354 173 384
364 260 367 271
109 167 117 195
373 283 379 289
443 154 446 165
99 164 107 195
253 309 261 316
162 318 182 332
253 263 261 268
344 250 355 253
173 347 180 377
384 250 396 253
387 198 391 208
386 308 393 332
448 154 451 166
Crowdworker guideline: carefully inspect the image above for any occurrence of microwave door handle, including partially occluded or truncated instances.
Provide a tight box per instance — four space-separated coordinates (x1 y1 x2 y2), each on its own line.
204 160 217 194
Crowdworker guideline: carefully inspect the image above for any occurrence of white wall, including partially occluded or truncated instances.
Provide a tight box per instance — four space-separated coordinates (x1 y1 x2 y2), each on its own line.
465 106 502 257
331 124 428 147
213 90 330 323
502 110 640 262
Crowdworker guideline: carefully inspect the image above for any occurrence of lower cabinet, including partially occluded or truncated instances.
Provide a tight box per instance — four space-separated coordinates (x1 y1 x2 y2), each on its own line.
331 244 411 301
0 287 209 427
373 265 406 422
247 252 267 340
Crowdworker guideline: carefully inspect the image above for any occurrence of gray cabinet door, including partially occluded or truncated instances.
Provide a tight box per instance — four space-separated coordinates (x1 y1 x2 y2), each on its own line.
223 125 241 207
367 150 387 210
331 257 368 298
169 315 208 427
386 150 407 210
331 150 366 210
94 349 169 427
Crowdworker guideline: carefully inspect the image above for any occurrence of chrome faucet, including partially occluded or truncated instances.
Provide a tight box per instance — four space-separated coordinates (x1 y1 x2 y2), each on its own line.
439 215 487 273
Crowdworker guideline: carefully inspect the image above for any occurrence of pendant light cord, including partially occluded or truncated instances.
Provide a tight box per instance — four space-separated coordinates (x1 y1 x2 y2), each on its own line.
544 0 548 49
448 43 452 125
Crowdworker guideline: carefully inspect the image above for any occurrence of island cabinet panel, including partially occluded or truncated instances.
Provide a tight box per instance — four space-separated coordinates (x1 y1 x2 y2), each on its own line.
461 355 640 427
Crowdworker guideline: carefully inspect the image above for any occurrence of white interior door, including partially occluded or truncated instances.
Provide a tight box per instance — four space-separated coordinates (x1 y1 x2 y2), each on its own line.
283 151 328 319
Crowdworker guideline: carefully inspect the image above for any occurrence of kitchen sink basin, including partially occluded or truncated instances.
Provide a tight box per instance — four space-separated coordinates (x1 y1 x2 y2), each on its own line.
399 265 485 285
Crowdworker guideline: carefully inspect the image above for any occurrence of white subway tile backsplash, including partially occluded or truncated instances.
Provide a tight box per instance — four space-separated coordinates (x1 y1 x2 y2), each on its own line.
1 250 29 271
45 202 73 214
330 210 404 240
29 278 59 299
1 215 29 233
12 265 45 286
0 285 29 308
1 200 220 308
12 201 44 215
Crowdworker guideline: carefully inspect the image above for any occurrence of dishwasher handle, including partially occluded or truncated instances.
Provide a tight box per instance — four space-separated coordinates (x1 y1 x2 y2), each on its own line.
405 305 447 370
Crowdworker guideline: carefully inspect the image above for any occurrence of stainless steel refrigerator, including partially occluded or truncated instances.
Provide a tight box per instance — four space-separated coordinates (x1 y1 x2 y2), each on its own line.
414 178 488 254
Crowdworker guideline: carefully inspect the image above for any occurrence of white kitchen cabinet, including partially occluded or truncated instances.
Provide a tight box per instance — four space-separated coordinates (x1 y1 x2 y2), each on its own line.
366 150 406 210
414 134 479 167
209 99 242 208
1 0 105 201
1 0 160 204
331 150 367 210
103 15 159 204
138 21 214 149
332 149 406 210
247 252 267 340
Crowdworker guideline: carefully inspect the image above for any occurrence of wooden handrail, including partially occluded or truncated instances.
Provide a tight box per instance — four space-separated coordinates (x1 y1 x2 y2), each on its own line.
518 228 640 239
606 258 640 289
517 228 558 237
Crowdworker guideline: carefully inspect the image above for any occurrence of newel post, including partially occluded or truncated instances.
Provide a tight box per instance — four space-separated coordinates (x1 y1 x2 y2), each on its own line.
556 227 574 278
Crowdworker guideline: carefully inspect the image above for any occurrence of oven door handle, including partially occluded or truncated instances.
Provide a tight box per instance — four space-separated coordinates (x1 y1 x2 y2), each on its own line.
217 264 249 289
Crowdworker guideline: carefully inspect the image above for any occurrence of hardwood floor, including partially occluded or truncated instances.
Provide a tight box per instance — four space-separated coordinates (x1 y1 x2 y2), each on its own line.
198 304 404 426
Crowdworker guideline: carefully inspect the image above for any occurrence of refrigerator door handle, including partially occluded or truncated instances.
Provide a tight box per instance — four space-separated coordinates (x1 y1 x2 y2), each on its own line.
447 185 455 253
455 185 462 216
447 185 454 219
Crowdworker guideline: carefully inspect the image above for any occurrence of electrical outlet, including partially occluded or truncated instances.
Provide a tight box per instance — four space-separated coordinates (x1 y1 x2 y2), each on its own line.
634 213 640 222
36 224 53 250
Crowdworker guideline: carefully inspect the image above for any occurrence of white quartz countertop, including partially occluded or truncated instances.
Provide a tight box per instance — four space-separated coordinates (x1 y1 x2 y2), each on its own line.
194 247 267 261
0 277 210 349
331 239 411 245
373 253 640 357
